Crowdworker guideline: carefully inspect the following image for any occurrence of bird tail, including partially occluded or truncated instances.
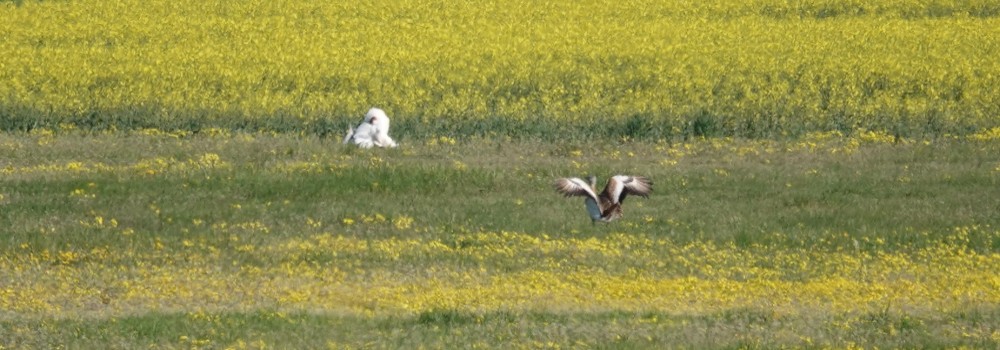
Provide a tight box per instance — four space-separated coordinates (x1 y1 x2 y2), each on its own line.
342 126 355 145
601 203 623 220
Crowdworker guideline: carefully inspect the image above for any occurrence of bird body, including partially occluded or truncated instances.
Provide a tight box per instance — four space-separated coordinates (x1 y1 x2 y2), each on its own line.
554 175 652 223
343 107 398 148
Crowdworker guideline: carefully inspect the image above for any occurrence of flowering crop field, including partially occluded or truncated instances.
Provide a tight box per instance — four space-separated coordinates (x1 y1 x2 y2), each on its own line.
1 129 999 348
2 0 1000 138
3 0 1000 348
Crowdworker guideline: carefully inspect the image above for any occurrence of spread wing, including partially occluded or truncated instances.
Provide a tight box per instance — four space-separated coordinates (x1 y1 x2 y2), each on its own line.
553 177 599 201
604 175 652 204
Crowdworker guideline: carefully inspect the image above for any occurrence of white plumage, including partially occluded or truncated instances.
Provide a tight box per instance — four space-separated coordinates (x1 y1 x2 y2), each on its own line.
554 175 652 224
343 107 398 148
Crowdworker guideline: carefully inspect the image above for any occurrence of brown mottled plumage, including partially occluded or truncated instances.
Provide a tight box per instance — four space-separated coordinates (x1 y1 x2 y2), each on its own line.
554 175 652 224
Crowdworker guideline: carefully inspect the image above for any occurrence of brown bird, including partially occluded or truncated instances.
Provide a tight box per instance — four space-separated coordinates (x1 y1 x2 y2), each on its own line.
554 175 652 224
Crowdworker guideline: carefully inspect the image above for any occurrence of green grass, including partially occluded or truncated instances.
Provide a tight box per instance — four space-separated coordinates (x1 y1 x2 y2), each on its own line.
8 133 994 250
1 132 998 348
7 308 999 349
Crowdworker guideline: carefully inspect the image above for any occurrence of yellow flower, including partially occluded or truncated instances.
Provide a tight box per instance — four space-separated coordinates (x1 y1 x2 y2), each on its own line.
393 215 414 230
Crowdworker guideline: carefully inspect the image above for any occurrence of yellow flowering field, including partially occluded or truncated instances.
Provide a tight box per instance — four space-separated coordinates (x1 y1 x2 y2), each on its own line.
3 0 1000 346
3 229 998 320
2 0 1000 138
1 129 999 348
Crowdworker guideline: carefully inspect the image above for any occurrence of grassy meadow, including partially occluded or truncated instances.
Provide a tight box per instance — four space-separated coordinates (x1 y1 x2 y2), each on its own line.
3 0 1000 348
2 130 999 348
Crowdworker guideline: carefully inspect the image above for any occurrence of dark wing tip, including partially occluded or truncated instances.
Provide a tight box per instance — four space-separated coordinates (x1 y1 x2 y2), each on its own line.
632 176 653 197
553 178 572 196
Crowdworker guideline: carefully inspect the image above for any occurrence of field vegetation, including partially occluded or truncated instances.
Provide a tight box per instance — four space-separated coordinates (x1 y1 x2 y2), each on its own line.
2 0 1000 138
2 0 1000 348
2 130 999 348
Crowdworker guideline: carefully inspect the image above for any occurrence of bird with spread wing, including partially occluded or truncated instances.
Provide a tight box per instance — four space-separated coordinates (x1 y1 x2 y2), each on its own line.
554 175 652 224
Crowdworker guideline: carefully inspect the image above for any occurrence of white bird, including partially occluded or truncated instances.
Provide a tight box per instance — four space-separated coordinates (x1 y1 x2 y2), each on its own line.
554 175 652 224
343 107 398 148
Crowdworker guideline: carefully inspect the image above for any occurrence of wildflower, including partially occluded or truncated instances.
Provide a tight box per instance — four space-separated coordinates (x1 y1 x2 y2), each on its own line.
393 215 414 230
427 136 457 146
